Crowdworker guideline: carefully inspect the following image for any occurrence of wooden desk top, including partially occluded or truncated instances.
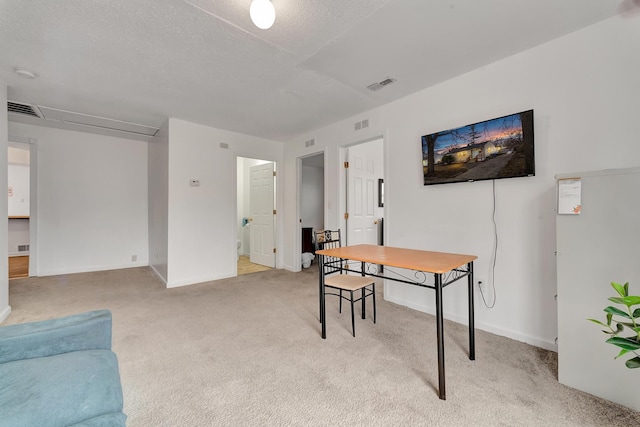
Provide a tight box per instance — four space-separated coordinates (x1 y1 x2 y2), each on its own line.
316 244 477 274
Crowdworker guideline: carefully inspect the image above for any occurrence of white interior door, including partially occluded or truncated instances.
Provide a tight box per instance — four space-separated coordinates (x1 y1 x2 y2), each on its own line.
249 163 275 267
346 140 384 246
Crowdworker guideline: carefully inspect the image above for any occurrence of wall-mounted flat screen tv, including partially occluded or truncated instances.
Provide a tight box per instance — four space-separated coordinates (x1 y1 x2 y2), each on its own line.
421 109 534 186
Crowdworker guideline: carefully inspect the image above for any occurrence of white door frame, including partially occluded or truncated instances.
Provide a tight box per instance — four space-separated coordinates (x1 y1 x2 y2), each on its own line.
235 156 279 274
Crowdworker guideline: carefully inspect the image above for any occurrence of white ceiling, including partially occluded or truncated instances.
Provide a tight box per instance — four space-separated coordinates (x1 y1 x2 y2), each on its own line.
0 0 636 142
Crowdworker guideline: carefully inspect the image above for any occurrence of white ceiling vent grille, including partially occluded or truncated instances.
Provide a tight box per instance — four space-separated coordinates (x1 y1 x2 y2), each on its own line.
7 101 43 118
367 77 397 91
7 102 158 140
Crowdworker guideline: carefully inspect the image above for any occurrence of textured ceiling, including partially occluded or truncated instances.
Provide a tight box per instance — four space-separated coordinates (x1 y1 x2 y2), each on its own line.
0 0 634 142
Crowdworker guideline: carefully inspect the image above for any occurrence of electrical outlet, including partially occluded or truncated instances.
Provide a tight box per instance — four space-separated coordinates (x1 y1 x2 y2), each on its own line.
476 278 486 293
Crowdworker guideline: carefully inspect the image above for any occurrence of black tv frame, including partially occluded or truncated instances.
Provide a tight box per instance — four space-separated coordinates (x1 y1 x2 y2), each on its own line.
421 109 535 186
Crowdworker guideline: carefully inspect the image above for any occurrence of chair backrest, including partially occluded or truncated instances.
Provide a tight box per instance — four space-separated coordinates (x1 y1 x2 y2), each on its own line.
314 229 341 251
314 229 343 275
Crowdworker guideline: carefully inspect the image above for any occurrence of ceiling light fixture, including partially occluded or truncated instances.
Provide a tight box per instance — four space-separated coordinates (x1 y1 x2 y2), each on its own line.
250 0 275 30
14 67 38 79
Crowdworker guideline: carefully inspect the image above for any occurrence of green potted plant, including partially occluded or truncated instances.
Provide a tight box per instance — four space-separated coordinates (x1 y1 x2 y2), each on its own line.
588 282 640 368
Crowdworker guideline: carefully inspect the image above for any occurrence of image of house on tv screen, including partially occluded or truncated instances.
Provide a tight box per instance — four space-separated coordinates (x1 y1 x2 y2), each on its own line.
421 110 534 185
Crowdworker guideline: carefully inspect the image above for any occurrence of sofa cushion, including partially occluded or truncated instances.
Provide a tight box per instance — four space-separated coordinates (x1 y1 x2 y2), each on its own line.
69 413 128 427
0 310 112 364
0 349 125 427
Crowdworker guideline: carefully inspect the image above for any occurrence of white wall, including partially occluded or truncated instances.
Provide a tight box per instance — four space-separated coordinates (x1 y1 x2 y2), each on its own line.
8 145 30 217
283 14 640 350
8 219 29 257
8 146 30 256
556 168 640 411
8 164 29 217
0 80 9 322
8 122 149 276
148 120 169 282
165 118 283 287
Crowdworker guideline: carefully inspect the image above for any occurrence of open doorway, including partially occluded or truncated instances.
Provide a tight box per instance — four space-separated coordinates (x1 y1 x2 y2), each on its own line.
236 156 275 275
299 153 324 270
8 142 31 279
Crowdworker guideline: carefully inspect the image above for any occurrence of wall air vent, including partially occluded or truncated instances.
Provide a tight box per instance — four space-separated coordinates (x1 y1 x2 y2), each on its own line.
7 102 158 141
367 77 397 91
8 101 43 118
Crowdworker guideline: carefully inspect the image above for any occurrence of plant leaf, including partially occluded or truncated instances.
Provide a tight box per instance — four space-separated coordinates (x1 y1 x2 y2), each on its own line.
606 336 640 350
609 297 625 305
607 313 613 326
612 296 640 307
625 356 640 369
604 306 631 319
615 322 624 333
633 308 640 319
615 348 629 359
611 282 627 298
618 321 636 327
587 318 609 328
623 295 640 307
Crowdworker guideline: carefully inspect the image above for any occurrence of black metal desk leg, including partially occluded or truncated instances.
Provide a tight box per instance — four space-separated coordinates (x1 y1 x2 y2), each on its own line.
361 261 366 319
318 255 322 323
435 273 446 400
468 262 475 360
319 255 327 339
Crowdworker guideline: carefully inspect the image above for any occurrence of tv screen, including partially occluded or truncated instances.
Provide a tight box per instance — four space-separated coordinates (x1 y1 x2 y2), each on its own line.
421 109 534 185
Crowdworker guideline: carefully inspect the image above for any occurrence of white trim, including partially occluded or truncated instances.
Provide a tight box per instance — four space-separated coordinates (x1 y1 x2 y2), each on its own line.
166 272 235 288
37 263 148 277
0 305 12 323
296 148 327 273
149 265 168 286
385 294 558 352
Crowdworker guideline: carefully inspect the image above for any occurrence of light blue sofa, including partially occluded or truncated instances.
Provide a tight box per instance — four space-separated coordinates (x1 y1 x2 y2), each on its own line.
0 310 126 427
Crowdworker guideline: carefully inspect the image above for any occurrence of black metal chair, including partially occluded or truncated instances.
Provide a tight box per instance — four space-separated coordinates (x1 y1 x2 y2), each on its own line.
315 229 376 337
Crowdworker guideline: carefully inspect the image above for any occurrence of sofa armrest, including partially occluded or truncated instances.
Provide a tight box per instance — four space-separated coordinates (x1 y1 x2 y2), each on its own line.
0 310 113 364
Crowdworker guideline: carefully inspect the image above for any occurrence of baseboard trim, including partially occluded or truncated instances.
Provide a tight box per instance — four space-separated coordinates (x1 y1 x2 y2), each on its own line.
0 305 12 324
166 272 235 288
37 262 149 277
282 264 297 273
149 265 168 286
385 294 557 352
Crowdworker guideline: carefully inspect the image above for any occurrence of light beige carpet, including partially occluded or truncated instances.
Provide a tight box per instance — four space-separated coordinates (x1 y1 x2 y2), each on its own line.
5 267 640 426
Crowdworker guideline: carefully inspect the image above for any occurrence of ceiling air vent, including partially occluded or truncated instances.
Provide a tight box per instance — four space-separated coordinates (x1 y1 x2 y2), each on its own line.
367 77 397 91
7 101 43 118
